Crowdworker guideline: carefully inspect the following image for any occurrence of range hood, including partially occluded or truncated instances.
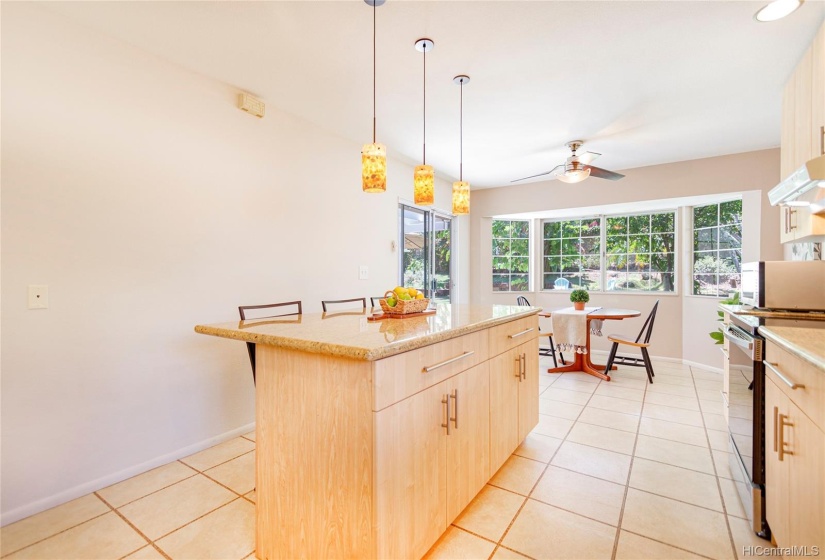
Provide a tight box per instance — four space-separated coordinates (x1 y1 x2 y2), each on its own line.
768 154 825 206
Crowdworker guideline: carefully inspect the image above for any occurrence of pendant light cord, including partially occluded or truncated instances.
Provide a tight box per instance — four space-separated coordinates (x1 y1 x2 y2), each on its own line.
459 80 463 181
372 0 376 143
423 47 427 164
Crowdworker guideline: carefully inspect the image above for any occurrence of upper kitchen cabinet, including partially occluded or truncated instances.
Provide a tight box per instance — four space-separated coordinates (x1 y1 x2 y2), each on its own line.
779 21 825 242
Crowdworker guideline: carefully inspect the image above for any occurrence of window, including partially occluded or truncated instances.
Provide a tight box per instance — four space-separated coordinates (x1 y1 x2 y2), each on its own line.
605 212 676 292
692 199 742 297
540 212 676 292
542 218 601 290
492 220 529 292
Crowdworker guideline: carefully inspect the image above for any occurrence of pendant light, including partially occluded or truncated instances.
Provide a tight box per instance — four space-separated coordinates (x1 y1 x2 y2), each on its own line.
452 75 470 215
413 38 435 206
362 0 387 193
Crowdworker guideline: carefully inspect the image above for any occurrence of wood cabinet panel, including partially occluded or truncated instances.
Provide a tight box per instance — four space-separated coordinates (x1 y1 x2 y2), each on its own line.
765 375 790 548
488 315 539 358
766 340 825 433
446 362 491 522
788 401 825 550
373 330 488 411
811 22 825 159
489 347 521 474
518 336 540 442
794 49 813 168
255 346 375 560
782 74 797 180
374 381 447 560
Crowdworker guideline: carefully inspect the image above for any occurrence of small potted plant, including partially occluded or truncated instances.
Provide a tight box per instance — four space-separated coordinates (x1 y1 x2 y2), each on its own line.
570 288 590 311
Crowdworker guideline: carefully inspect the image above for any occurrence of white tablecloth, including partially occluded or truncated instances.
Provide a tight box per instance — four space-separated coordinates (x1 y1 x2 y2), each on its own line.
551 306 603 354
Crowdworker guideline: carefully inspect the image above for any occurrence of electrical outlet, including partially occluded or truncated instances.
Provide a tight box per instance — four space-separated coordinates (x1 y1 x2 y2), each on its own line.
359 265 369 280
28 285 49 309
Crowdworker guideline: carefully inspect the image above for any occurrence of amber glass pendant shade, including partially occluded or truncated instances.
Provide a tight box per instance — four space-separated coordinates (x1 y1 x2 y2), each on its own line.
452 181 470 215
414 165 434 205
362 143 387 192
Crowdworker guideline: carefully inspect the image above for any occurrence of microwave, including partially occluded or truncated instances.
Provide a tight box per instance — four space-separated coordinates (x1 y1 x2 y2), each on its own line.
740 261 825 310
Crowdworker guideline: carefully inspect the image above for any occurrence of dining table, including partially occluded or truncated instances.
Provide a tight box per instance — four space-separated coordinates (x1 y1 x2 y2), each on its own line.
539 307 641 381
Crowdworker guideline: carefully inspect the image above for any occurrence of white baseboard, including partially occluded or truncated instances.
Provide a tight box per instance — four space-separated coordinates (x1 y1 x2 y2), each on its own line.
1 422 255 527
542 348 723 373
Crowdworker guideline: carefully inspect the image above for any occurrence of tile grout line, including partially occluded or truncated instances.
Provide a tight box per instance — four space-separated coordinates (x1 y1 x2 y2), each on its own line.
0 508 113 558
93 492 172 560
488 368 604 560
689 364 740 560
609 365 649 560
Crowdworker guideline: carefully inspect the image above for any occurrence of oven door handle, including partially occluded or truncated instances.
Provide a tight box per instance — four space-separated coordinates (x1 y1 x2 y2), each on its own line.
722 324 755 355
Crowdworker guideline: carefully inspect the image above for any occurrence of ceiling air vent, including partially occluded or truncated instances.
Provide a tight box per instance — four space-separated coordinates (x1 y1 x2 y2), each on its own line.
238 93 265 118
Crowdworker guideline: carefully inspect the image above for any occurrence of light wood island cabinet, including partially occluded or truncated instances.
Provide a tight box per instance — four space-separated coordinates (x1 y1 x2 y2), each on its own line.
196 304 540 560
761 327 825 552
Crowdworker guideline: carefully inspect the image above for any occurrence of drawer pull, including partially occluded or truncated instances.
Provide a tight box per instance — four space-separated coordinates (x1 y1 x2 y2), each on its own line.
765 362 806 390
423 351 474 373
508 327 534 339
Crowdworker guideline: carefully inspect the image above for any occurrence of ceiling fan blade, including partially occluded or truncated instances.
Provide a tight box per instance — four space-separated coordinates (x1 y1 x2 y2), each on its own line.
585 165 625 181
511 164 563 183
578 151 601 165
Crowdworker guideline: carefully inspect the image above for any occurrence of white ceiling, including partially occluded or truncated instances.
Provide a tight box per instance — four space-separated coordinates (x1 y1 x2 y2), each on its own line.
43 1 825 188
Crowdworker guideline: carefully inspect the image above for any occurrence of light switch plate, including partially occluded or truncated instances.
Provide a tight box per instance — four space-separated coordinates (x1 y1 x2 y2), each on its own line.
28 285 49 309
359 265 369 280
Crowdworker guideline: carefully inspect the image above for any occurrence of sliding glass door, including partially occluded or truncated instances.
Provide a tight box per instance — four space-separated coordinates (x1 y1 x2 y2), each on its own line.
399 205 453 303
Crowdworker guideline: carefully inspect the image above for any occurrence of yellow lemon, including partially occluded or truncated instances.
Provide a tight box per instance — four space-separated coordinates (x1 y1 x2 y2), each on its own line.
415 292 425 300
407 287 418 297
393 286 408 297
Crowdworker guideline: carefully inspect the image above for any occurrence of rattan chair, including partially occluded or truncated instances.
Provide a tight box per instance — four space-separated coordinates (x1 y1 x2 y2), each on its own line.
238 301 303 384
517 296 565 368
603 300 660 383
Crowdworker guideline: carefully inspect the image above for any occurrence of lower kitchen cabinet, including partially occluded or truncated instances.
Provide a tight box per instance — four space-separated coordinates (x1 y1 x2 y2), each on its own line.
765 363 825 550
374 361 491 560
490 338 539 474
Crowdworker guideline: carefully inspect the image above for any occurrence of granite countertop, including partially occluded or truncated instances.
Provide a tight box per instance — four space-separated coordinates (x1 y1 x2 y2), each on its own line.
760 326 825 373
195 303 540 361
719 304 825 321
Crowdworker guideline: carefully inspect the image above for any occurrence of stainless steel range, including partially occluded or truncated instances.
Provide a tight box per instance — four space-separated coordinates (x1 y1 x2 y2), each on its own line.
722 261 825 539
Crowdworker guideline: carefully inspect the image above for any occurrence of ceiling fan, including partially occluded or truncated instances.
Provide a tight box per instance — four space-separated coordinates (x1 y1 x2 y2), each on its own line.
511 140 625 184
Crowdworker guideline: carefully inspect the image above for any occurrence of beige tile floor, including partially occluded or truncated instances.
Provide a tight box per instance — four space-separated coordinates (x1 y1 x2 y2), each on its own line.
0 358 773 560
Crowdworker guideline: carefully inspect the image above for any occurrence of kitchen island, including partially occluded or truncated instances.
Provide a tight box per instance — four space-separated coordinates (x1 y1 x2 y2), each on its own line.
195 304 540 560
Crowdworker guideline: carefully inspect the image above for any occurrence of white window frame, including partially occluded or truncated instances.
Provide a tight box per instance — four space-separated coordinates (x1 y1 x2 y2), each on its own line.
690 198 743 299
491 219 531 293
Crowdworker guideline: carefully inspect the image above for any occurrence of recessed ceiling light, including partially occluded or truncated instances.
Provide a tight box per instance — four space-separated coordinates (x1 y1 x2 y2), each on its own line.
755 0 803 22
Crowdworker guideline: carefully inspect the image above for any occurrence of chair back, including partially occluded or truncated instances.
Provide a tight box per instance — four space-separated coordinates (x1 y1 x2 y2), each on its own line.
516 296 531 306
322 298 367 312
554 278 571 289
634 300 660 344
370 296 386 308
238 301 303 385
238 301 302 320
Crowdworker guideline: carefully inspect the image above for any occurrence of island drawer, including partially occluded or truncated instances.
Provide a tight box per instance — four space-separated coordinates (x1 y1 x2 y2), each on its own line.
373 330 489 411
488 314 539 358
765 340 825 433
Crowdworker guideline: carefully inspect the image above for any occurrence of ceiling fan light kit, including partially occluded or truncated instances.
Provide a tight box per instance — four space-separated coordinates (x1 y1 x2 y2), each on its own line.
511 139 625 184
361 0 387 193
413 38 435 206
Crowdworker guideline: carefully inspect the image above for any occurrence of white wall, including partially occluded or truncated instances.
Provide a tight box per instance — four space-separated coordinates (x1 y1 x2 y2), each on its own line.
470 150 783 367
0 3 468 524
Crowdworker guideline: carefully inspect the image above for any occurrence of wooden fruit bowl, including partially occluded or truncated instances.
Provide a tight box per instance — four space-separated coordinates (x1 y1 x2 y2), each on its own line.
379 290 430 315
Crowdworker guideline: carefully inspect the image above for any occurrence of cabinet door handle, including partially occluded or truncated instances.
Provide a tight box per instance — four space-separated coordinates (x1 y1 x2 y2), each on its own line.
508 327 534 339
773 406 779 454
521 353 527 380
442 394 451 435
514 355 522 379
423 351 474 373
450 390 458 429
820 125 824 156
765 362 806 390
789 208 798 231
778 413 794 461
784 207 789 234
